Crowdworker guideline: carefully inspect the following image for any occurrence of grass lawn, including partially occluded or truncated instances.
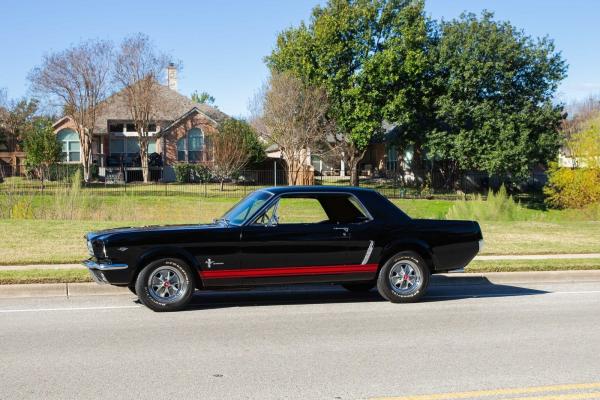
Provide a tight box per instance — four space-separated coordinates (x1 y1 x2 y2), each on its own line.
466 258 600 272
479 221 600 255
0 269 91 284
1 194 598 265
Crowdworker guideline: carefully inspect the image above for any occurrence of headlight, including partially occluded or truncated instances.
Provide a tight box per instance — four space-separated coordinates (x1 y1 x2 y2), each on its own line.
87 240 95 257
87 240 108 258
478 239 484 252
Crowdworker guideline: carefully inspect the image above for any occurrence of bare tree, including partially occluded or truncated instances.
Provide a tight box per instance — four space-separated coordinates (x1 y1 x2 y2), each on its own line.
211 118 255 191
114 34 169 183
252 72 330 185
29 40 113 182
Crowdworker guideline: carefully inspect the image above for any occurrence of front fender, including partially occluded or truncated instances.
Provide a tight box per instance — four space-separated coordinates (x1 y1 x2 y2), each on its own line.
134 246 202 287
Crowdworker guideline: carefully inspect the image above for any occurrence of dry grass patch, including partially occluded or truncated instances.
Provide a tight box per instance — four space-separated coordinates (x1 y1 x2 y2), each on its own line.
480 221 600 255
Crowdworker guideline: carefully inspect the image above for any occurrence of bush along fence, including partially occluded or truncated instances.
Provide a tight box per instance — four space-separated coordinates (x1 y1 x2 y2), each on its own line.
0 163 547 200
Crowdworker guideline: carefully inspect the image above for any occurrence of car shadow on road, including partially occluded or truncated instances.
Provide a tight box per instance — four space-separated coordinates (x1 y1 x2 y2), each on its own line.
182 276 547 311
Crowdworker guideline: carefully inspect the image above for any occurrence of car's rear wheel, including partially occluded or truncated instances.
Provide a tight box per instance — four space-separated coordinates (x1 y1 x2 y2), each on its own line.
135 258 194 312
341 282 375 292
377 251 430 303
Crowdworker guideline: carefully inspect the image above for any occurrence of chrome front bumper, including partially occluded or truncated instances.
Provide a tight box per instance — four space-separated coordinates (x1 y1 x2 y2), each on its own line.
82 260 128 271
82 260 129 285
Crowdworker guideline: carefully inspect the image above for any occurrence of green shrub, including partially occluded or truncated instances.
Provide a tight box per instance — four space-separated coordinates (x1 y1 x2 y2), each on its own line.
173 163 213 183
48 164 84 182
446 185 525 221
544 162 600 209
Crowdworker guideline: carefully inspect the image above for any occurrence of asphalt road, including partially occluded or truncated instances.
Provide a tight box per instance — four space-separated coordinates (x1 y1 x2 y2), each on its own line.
1 280 600 400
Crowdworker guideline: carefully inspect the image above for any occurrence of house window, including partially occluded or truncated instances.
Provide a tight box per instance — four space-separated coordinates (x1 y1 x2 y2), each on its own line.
110 138 139 158
57 129 80 163
177 128 204 162
386 146 398 172
177 138 186 161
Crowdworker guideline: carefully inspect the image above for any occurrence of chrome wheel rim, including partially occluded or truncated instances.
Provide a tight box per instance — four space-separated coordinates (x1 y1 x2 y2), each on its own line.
147 266 187 303
389 260 422 295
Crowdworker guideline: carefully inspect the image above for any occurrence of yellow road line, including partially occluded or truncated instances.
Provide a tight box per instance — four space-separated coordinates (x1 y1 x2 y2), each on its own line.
373 382 600 400
506 391 600 400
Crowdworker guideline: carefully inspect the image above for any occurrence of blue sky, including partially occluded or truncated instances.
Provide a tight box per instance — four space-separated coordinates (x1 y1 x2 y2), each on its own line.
1 0 598 116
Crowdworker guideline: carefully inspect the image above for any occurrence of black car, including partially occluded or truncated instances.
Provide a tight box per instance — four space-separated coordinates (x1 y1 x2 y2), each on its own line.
84 186 483 311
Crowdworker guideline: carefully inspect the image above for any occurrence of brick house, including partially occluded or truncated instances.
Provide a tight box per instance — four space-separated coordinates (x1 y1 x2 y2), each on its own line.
51 65 228 182
0 106 26 176
308 122 411 177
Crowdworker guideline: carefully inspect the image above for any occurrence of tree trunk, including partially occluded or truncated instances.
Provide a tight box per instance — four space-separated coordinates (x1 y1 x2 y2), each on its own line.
348 147 367 187
141 154 149 183
283 155 300 186
39 166 45 191
349 160 359 186
140 136 149 183
81 140 92 183
220 178 225 191
411 142 425 186
78 128 93 183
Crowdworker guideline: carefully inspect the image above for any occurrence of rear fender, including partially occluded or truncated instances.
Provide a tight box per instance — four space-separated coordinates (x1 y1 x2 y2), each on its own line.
379 240 435 273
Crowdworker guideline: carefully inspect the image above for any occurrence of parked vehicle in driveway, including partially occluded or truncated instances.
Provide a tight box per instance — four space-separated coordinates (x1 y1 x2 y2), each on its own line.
83 186 483 311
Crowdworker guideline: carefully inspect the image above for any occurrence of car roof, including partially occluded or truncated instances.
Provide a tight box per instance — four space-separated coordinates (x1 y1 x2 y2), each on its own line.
259 186 377 195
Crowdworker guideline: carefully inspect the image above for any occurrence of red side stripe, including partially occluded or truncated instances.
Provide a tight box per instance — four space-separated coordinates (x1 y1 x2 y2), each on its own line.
199 263 378 279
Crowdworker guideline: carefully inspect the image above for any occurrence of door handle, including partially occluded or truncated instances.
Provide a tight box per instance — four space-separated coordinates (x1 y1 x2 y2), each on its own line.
333 227 349 236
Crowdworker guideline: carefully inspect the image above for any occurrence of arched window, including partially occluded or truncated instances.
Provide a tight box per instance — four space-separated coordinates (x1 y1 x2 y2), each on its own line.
177 128 204 162
57 129 80 162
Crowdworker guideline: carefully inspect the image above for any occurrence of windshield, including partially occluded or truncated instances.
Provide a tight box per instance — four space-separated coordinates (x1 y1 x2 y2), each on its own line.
220 191 273 226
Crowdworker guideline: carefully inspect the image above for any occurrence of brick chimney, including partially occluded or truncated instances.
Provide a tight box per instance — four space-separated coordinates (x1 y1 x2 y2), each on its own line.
167 63 177 92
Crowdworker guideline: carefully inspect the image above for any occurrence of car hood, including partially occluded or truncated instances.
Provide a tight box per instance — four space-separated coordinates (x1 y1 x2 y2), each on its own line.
86 222 230 242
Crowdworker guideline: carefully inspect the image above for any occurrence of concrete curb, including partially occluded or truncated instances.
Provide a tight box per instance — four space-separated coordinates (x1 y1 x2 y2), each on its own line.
0 283 130 298
2 270 600 298
433 270 600 286
474 253 600 261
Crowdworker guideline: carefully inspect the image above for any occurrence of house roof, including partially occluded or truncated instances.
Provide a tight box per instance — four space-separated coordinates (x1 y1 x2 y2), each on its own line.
54 81 228 134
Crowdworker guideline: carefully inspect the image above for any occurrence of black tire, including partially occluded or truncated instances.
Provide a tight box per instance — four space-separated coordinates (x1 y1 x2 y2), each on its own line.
135 258 195 312
341 282 375 292
377 251 430 303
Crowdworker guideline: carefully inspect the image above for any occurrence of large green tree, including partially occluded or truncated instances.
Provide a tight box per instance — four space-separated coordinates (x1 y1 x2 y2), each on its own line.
211 118 262 191
23 117 61 187
268 0 424 185
428 12 567 182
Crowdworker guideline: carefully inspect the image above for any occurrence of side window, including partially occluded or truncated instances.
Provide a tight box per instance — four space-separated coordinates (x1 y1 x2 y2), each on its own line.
253 196 329 225
318 195 371 224
277 198 329 224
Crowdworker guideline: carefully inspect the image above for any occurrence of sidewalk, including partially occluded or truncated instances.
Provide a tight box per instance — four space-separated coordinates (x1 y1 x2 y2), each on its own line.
1 253 599 271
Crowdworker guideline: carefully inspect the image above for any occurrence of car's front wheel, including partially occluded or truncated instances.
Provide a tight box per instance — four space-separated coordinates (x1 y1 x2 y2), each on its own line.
377 251 430 303
135 258 195 312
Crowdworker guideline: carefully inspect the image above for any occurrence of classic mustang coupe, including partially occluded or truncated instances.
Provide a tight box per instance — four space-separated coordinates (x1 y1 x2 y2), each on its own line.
84 186 483 311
